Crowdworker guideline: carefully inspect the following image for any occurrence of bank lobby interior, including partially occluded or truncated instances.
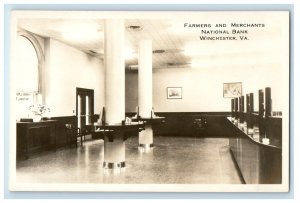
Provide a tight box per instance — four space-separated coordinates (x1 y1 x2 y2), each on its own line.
11 11 288 190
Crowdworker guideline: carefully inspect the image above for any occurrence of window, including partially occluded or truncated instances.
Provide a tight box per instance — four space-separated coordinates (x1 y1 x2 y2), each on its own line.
15 33 43 119
16 35 39 92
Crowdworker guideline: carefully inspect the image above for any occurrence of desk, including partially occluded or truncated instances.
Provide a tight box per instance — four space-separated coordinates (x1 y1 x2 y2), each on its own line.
17 120 58 160
93 122 145 141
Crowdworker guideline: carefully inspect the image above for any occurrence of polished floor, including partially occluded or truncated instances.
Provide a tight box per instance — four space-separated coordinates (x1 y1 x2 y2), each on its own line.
16 135 242 184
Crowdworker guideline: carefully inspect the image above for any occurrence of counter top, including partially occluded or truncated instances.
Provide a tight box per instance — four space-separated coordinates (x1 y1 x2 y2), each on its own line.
227 117 281 149
17 119 58 124
93 121 145 131
131 116 165 123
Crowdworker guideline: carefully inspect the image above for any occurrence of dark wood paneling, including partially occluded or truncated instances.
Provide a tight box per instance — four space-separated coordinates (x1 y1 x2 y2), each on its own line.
48 113 281 141
42 112 281 142
126 112 281 139
155 112 233 137
126 112 233 137
243 113 282 146
45 115 101 146
17 120 58 160
45 116 77 148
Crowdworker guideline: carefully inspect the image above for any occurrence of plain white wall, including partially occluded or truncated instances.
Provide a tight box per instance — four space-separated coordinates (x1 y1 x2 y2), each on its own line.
125 64 284 113
44 39 105 117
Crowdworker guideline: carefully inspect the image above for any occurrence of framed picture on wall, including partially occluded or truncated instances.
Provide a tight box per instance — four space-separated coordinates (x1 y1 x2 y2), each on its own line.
223 82 242 98
167 87 182 99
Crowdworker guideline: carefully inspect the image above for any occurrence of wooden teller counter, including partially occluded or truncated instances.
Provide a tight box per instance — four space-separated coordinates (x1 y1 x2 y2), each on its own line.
226 87 282 184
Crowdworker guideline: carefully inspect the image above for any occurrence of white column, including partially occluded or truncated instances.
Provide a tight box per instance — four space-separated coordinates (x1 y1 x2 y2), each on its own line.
104 19 125 125
138 40 154 150
138 40 152 118
139 123 153 144
104 132 125 164
103 19 126 169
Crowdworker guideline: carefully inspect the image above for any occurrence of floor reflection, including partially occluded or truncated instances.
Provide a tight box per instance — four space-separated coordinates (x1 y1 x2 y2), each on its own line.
16 136 242 184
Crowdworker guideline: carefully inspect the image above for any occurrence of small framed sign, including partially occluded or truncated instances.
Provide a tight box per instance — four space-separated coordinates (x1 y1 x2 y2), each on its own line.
167 87 182 99
223 82 242 98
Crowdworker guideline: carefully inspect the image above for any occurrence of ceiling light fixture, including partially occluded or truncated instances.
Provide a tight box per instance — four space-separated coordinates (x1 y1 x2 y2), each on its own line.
89 50 97 54
126 25 143 31
152 49 166 54
167 62 191 67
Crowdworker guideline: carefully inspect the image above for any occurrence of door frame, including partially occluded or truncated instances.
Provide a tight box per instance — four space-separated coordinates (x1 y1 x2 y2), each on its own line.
76 87 94 128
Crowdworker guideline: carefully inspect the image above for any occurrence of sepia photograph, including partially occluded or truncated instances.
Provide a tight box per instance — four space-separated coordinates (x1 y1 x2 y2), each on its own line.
8 10 290 192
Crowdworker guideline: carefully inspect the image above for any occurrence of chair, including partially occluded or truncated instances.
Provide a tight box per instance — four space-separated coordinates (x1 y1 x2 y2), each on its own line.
79 125 90 144
65 124 83 147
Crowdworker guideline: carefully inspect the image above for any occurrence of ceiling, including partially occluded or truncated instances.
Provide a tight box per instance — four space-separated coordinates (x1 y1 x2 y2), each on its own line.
17 11 284 70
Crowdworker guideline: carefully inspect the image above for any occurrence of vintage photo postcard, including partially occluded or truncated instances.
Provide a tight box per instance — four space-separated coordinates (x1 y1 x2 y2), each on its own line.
9 10 290 192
